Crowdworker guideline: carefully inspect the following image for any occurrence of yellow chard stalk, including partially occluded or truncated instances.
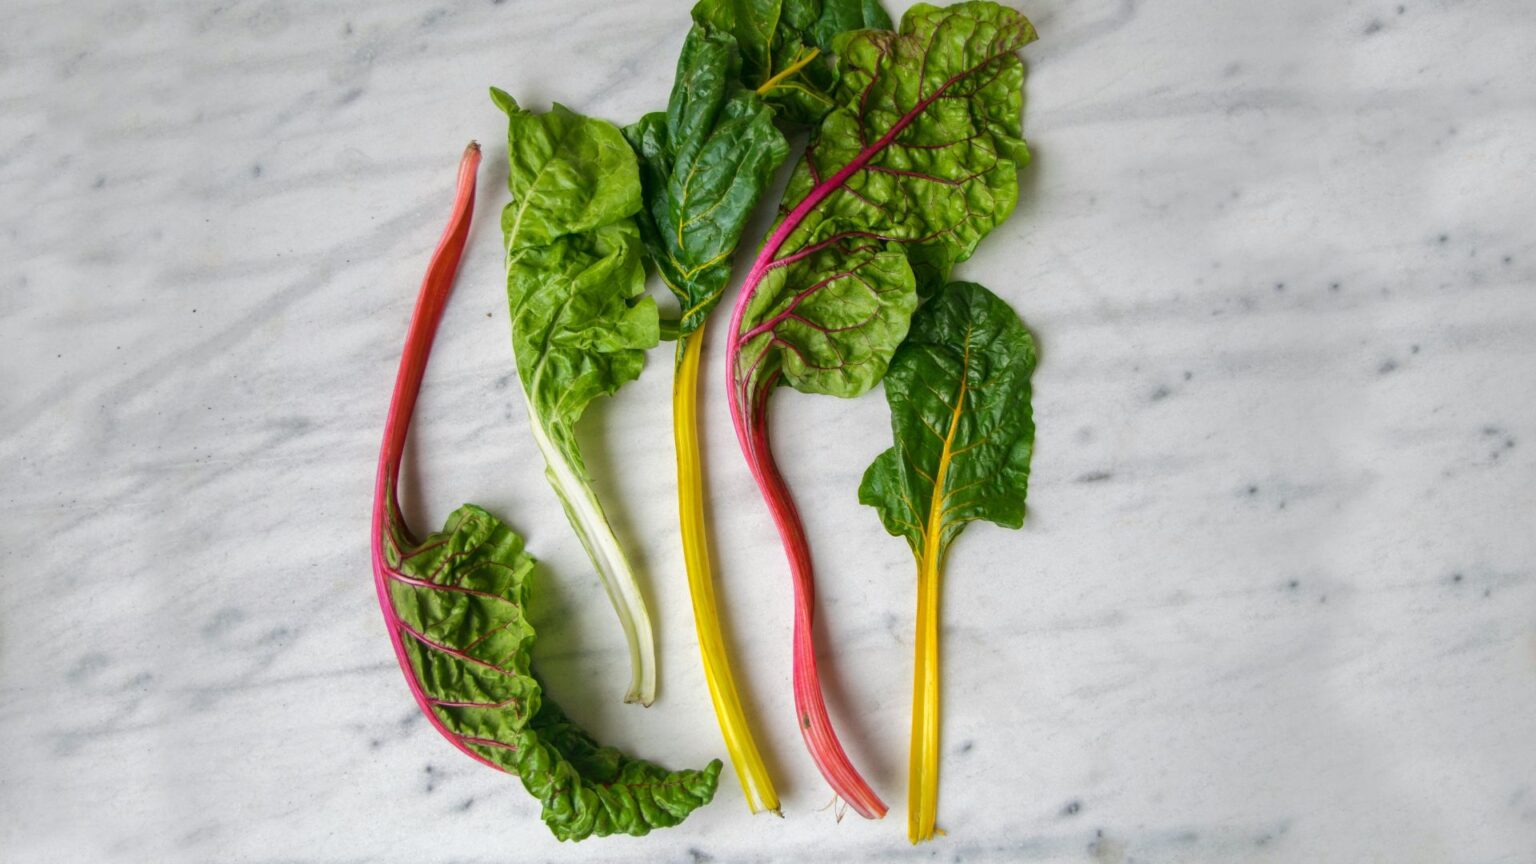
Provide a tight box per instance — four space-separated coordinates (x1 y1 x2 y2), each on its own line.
622 21 792 810
674 327 779 813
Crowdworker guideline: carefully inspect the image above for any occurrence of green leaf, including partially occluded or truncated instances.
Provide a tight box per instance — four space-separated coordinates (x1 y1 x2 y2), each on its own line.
624 28 789 348
494 92 660 706
858 281 1036 558
690 0 892 124
381 504 721 841
734 0 1036 401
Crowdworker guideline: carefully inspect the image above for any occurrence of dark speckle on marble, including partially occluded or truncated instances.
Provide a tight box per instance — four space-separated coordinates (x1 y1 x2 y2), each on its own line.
1329 281 1342 292
1287 579 1300 590
251 163 263 178
92 175 106 189
260 626 292 645
1077 470 1113 483
688 847 715 864
1378 359 1398 374
67 652 110 683
958 739 975 754
338 87 364 105
1437 233 1449 244
456 796 475 812
201 607 245 640
1061 799 1082 817
422 763 440 793
1363 19 1384 35
1150 384 1171 401
1450 572 1463 584
1246 484 1259 496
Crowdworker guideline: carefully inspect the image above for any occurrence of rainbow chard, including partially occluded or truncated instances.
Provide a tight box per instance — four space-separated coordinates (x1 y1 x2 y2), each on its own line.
722 1 1036 818
691 0 893 125
371 145 720 842
625 26 790 813
858 282 1036 843
492 89 661 706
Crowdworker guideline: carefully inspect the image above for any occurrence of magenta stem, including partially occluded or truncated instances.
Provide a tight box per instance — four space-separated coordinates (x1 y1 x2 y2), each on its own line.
368 143 503 772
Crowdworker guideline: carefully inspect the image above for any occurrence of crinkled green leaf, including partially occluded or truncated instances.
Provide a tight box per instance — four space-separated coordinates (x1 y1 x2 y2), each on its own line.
494 89 657 458
691 0 892 124
493 90 660 706
381 504 721 841
858 281 1036 556
624 28 789 350
735 1 1035 400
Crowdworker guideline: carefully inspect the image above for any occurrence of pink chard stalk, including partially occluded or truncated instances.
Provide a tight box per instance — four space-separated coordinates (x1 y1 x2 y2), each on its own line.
369 142 491 768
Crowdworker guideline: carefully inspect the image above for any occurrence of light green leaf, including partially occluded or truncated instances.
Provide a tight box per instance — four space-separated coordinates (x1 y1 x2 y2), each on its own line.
858 281 1036 557
494 92 660 706
734 0 1036 401
381 504 721 841
624 27 789 350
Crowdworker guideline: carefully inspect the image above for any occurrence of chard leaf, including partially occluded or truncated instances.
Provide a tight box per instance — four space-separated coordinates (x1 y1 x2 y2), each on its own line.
858 281 1036 558
691 0 892 124
856 280 1034 842
733 0 1036 401
624 27 790 350
381 503 722 841
493 90 661 706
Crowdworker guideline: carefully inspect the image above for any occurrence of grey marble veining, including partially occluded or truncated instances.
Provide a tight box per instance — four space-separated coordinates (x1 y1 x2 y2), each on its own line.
2 0 1534 861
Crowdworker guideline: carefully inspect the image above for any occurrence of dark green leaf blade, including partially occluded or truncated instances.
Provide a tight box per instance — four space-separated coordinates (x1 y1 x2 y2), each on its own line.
382 504 721 841
691 0 894 125
625 27 790 347
858 282 1036 556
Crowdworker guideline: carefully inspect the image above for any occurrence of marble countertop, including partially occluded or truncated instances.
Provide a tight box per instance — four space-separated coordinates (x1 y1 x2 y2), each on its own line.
3 0 1534 861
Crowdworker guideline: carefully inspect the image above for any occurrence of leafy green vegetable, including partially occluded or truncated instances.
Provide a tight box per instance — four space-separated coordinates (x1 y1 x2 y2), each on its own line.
691 0 892 124
492 89 661 707
859 281 1036 557
625 26 790 352
722 0 1036 818
859 281 1036 843
371 145 719 843
382 505 723 841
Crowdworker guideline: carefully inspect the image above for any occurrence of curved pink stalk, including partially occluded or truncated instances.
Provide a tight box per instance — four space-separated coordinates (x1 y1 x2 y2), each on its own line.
368 143 502 772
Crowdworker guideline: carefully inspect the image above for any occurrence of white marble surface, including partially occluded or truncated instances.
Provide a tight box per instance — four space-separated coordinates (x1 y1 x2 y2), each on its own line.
3 0 1535 861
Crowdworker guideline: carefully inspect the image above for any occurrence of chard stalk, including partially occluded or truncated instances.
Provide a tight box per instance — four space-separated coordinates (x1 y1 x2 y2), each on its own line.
519 382 657 707
370 142 495 769
673 326 780 814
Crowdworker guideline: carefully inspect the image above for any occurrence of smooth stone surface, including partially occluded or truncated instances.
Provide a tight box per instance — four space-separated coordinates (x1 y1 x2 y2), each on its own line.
3 0 1533 861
